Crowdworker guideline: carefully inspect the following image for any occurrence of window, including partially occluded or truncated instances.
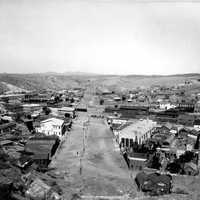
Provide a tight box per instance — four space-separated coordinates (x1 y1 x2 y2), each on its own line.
130 139 133 147
126 138 129 147
121 138 125 146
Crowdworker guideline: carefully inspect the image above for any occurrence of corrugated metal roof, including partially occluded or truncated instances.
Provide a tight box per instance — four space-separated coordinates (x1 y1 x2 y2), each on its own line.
119 119 157 138
58 107 75 112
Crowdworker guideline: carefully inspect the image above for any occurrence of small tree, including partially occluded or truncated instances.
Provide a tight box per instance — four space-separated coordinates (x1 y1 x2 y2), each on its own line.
70 98 75 103
194 134 200 150
14 111 25 122
2 97 9 103
122 96 126 101
42 106 51 115
100 99 104 105
65 113 71 118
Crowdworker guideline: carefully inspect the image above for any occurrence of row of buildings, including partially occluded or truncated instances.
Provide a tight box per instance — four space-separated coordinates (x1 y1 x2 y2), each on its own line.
0 87 85 199
104 80 200 178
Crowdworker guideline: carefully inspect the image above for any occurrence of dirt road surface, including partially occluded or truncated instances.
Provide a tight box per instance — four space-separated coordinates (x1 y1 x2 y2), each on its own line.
50 111 138 199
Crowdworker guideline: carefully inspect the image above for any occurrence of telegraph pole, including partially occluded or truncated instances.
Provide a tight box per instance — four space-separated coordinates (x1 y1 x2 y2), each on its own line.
83 125 86 153
80 157 82 175
80 120 89 175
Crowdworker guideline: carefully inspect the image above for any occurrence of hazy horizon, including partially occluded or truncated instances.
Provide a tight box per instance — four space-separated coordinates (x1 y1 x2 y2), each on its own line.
0 71 200 77
0 0 200 75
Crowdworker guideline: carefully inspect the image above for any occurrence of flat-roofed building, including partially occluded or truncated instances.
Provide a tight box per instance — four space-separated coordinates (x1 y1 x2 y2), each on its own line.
128 152 148 170
25 136 60 168
22 103 42 113
58 106 75 118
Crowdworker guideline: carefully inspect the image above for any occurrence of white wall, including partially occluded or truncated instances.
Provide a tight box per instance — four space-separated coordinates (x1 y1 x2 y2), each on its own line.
36 122 63 138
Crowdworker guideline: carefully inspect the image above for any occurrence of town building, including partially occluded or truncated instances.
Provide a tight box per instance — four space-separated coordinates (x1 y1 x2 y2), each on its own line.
96 87 113 95
117 119 157 147
0 93 25 102
195 101 200 113
159 102 176 111
194 119 200 130
177 114 195 127
128 152 147 170
0 121 16 134
23 92 51 103
110 119 130 137
36 117 66 138
119 105 149 118
22 104 42 113
25 136 60 169
4 102 23 114
57 106 76 118
176 102 195 112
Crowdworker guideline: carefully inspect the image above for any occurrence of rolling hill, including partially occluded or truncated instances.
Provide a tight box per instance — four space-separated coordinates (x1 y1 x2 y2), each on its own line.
0 73 200 94
0 73 85 93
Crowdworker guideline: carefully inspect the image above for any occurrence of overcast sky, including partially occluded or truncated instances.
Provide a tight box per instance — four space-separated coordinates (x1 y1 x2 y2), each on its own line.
0 0 200 75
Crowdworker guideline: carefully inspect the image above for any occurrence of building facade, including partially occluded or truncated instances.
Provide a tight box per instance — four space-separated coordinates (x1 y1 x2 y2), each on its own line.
36 118 66 138
118 119 157 147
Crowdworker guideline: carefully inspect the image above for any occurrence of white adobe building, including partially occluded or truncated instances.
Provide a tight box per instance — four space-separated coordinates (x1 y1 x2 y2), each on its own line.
111 118 128 137
36 117 66 138
159 102 176 111
117 119 157 147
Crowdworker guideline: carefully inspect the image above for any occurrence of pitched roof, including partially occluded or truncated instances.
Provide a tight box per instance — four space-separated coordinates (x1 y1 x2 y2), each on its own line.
119 119 157 138
58 107 75 112
25 139 56 158
41 117 64 126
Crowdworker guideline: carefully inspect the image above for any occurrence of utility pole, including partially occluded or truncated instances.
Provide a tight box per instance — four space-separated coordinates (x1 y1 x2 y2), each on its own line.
83 125 86 153
80 120 88 176
80 157 82 175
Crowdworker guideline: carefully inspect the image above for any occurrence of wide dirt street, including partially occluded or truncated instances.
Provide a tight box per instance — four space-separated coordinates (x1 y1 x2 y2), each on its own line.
50 109 138 199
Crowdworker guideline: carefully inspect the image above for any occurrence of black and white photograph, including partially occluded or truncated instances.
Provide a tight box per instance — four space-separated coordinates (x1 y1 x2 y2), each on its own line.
0 0 200 199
